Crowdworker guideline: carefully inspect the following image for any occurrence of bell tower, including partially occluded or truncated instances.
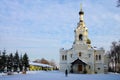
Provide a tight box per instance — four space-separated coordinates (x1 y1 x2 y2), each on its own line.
74 5 91 45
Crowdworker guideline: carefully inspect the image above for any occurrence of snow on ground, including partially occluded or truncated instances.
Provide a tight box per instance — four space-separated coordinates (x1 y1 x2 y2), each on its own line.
0 71 120 80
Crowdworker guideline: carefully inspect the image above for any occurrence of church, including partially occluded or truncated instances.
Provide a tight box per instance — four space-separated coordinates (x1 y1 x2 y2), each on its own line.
59 6 106 74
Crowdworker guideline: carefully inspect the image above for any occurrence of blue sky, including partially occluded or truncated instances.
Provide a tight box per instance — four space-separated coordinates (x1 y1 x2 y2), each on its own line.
0 0 120 64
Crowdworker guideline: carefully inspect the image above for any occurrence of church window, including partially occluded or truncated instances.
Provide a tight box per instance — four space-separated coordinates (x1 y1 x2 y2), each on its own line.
65 55 67 60
94 50 96 53
88 54 91 58
89 66 91 69
70 54 72 58
99 55 101 60
62 55 64 60
96 55 98 60
79 34 83 41
79 52 81 57
98 68 100 70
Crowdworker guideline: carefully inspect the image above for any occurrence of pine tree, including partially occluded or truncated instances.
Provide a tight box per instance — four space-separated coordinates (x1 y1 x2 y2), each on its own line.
13 51 20 72
2 49 7 72
0 50 2 72
22 53 29 71
19 54 23 71
7 53 14 72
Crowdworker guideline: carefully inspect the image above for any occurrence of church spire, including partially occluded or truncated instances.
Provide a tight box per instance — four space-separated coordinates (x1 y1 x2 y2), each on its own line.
80 3 82 11
79 4 84 22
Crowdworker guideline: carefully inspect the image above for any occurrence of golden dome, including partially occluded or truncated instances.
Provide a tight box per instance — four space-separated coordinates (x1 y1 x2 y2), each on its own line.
86 38 91 44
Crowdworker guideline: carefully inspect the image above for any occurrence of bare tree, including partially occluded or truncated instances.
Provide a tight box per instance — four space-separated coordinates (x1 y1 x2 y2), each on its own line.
40 58 49 65
117 0 120 7
108 41 120 73
49 59 57 69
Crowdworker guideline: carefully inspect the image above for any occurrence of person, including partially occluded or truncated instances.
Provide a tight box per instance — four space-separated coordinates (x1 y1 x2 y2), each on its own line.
65 69 68 77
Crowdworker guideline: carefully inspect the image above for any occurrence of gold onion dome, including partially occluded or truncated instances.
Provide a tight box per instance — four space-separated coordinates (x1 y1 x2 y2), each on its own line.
79 10 84 15
87 38 91 44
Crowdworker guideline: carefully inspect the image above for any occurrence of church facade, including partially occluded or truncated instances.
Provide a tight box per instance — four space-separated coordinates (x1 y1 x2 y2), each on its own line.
59 7 106 74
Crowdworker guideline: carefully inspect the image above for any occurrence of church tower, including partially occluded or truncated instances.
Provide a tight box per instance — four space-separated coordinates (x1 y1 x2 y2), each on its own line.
74 6 91 46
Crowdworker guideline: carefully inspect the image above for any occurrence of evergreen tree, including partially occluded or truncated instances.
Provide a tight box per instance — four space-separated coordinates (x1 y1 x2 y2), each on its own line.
0 50 30 73
13 51 20 72
19 54 23 71
7 53 14 72
22 53 29 71
1 49 7 72
0 51 2 72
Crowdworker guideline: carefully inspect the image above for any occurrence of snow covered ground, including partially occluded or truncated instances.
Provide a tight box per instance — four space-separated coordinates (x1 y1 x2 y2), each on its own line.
0 71 120 80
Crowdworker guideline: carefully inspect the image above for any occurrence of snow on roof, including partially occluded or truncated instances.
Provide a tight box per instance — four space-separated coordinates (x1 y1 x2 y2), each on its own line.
89 46 104 50
29 62 53 68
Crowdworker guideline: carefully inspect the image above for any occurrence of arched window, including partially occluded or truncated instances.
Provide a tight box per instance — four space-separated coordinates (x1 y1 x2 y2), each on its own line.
88 54 91 58
62 55 64 60
96 55 98 60
89 66 91 69
99 55 101 60
79 52 81 57
79 34 83 41
70 54 72 58
65 55 67 60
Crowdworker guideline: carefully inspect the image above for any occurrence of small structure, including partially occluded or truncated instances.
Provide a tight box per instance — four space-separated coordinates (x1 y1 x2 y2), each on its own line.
29 62 53 71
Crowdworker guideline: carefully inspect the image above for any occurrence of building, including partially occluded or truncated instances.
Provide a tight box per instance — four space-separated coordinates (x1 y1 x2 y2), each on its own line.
29 62 53 71
59 6 106 74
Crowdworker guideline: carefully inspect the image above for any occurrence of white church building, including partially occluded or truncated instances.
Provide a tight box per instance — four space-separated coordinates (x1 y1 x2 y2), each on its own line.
59 7 106 74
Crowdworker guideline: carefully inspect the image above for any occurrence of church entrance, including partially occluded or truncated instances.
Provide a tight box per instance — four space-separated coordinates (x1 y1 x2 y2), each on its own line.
78 65 82 71
71 58 87 73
